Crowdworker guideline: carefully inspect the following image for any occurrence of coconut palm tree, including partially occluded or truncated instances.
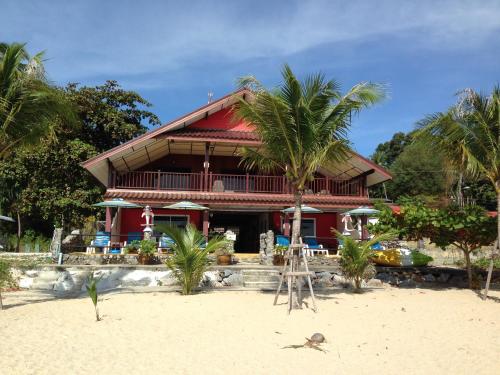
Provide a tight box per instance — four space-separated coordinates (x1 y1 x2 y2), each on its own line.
0 43 73 159
235 64 384 246
416 87 499 296
164 224 228 295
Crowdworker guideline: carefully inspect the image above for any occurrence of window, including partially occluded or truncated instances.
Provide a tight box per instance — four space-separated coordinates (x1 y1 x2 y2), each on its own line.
154 215 189 234
286 218 316 237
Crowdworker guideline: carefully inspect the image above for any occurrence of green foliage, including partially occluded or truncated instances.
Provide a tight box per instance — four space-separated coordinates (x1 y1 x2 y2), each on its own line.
85 273 101 321
410 251 434 266
0 78 160 237
336 232 395 291
236 64 384 244
164 224 227 295
369 199 496 288
471 257 500 270
0 43 75 159
139 239 157 255
371 131 413 169
426 204 496 253
388 143 447 199
0 259 13 288
124 240 141 253
65 80 160 152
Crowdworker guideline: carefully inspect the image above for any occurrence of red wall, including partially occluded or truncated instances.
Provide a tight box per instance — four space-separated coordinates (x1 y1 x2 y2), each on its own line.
271 211 339 238
189 108 253 131
120 208 203 240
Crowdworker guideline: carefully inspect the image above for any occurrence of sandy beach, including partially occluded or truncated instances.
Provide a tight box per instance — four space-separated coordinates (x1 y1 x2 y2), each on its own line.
1 287 499 375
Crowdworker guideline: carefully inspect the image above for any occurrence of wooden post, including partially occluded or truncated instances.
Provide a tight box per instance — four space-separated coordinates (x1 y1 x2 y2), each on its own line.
157 170 161 190
204 142 210 191
246 173 249 193
105 207 112 233
202 210 209 239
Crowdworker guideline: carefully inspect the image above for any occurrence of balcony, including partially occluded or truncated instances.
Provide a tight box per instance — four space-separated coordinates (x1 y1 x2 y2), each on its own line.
112 171 366 197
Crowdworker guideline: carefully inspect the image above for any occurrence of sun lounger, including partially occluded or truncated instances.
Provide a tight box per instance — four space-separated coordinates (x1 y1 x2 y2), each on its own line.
303 237 329 256
86 231 111 254
158 234 175 253
276 235 290 247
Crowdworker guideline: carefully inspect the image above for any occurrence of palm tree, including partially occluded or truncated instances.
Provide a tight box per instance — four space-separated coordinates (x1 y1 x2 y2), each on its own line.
164 224 228 295
0 42 73 159
416 87 499 295
235 65 384 246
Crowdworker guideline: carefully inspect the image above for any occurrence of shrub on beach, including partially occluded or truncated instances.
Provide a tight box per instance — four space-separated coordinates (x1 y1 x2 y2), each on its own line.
335 231 395 291
0 259 14 310
164 225 228 295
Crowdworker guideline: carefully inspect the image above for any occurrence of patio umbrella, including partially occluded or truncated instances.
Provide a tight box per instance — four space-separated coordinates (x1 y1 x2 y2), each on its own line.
0 215 15 222
93 198 142 208
163 201 209 210
282 204 322 213
343 206 380 216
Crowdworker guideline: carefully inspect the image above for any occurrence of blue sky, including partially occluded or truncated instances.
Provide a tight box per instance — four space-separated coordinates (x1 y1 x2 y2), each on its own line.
2 0 499 156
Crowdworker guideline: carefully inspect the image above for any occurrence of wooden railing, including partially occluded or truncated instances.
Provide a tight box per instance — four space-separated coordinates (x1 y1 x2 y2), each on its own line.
113 171 365 196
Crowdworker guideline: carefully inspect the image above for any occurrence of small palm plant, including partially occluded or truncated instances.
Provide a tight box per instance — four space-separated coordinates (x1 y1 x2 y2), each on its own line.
85 273 102 321
334 231 394 292
164 224 228 295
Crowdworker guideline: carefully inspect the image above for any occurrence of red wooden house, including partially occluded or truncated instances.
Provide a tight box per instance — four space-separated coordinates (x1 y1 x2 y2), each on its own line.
82 89 391 252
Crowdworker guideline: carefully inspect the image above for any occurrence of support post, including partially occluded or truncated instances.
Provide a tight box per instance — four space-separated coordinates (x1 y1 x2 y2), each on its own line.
204 142 210 191
202 210 209 239
105 207 112 233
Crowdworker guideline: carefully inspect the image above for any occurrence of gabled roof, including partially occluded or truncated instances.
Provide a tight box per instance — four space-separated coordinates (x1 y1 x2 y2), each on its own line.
82 89 391 187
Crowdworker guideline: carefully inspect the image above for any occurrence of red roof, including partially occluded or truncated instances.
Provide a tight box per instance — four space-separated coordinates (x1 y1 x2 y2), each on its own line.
105 189 371 208
167 128 260 142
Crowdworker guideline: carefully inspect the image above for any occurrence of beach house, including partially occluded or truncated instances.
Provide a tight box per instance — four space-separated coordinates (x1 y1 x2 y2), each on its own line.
82 89 391 252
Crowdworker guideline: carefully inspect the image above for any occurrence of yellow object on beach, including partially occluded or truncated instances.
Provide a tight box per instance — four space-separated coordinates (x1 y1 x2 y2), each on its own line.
372 249 403 266
371 248 433 267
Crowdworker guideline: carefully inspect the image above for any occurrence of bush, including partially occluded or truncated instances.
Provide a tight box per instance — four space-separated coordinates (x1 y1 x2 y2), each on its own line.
139 239 156 255
335 230 395 291
164 225 227 295
471 257 500 270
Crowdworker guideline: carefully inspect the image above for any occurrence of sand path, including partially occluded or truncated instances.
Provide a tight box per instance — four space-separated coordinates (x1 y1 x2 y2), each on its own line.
1 287 499 375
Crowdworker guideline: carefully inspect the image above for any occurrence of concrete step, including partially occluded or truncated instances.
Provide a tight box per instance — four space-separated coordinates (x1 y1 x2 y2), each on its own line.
242 270 281 283
243 281 280 289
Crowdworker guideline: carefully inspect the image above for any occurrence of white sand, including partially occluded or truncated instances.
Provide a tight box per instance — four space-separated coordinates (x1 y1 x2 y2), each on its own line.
1 288 499 375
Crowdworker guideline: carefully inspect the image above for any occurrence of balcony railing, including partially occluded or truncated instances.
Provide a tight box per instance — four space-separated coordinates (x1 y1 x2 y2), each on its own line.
113 171 365 196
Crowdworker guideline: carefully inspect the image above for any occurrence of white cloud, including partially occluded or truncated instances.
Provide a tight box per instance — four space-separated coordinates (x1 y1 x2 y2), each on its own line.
1 0 499 83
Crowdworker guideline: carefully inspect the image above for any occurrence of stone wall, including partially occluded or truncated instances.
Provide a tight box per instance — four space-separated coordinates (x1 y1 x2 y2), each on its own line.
8 263 499 297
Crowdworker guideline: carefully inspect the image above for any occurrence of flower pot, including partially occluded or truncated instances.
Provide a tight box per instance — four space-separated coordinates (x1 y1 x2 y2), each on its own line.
217 254 232 265
138 254 153 265
273 254 285 266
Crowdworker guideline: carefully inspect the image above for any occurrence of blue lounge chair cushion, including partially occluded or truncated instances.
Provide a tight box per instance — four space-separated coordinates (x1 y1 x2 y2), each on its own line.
303 237 322 249
371 242 384 250
276 235 290 247
159 235 175 248
94 231 110 247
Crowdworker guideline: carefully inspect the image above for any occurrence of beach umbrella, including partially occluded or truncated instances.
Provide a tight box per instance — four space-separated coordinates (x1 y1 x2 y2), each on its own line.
343 206 380 216
0 215 15 223
163 201 209 210
93 198 142 208
282 204 322 213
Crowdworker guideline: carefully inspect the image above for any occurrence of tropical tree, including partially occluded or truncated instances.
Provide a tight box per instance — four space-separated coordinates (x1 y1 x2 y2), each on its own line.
416 87 500 293
164 225 228 295
235 64 384 246
0 43 73 159
334 231 394 291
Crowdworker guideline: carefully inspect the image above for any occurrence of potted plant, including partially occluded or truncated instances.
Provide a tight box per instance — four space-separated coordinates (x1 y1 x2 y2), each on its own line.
273 245 287 266
137 239 157 265
214 246 234 265
124 240 141 254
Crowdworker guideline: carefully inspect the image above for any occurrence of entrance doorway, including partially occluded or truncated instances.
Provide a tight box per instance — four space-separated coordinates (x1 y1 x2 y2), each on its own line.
209 212 269 253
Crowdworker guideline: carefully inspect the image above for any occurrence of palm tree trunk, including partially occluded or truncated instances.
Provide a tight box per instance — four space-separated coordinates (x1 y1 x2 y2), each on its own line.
16 211 21 253
483 185 500 299
291 189 303 245
464 250 473 289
